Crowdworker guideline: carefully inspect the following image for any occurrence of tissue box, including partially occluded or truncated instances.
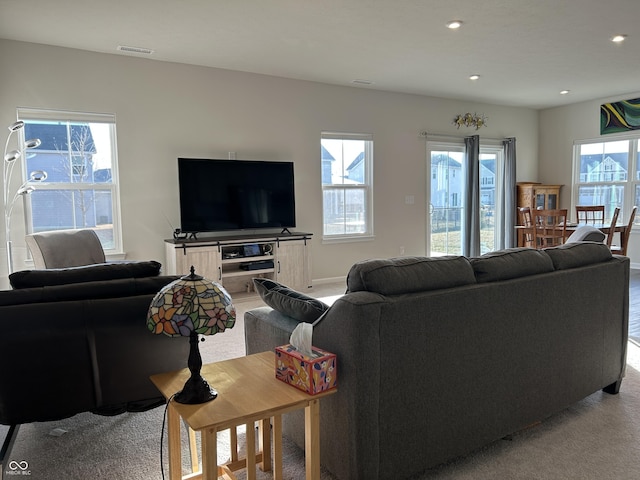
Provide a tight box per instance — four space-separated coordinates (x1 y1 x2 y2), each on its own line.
275 344 337 395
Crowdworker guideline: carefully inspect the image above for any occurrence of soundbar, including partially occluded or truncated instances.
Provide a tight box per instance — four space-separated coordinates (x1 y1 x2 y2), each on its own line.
239 260 275 271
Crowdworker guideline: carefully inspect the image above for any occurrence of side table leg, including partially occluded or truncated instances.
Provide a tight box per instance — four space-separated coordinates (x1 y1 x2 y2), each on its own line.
245 422 256 480
272 415 283 480
230 426 238 462
305 399 321 480
187 423 199 472
259 419 272 472
201 428 218 480
167 403 183 480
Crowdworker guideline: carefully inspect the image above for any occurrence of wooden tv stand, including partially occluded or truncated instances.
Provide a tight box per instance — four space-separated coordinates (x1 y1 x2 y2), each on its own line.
164 232 313 299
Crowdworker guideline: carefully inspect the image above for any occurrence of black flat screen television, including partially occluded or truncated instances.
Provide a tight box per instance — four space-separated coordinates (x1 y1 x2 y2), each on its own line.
177 158 296 234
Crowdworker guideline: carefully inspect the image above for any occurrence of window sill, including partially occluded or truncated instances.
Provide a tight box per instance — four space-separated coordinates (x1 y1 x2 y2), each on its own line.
322 234 375 245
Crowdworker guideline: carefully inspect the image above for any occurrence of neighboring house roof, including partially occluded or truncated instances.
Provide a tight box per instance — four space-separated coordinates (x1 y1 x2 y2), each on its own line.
24 123 97 153
431 154 461 168
580 153 628 174
321 145 335 162
346 152 364 172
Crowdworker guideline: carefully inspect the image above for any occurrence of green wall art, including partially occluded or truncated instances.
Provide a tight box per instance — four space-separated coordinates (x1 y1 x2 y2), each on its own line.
601 98 640 134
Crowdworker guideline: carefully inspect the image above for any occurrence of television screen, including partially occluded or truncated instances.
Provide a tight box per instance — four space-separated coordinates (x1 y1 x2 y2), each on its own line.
178 158 296 233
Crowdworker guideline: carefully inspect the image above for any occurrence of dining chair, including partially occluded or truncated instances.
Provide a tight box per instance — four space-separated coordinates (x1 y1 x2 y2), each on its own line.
518 207 534 247
532 209 568 249
610 206 637 256
576 205 605 224
605 207 621 248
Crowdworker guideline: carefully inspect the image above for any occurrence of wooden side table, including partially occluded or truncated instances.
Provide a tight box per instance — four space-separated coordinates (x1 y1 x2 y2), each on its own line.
150 351 336 480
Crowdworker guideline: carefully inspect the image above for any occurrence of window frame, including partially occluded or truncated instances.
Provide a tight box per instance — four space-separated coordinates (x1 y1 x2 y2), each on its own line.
321 132 374 243
17 108 123 255
572 132 640 224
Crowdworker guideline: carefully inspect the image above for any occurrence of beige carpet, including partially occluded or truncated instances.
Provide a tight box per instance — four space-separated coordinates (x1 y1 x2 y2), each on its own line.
3 282 640 480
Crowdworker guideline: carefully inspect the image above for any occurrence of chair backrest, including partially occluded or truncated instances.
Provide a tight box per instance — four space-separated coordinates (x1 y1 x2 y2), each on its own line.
605 207 621 248
25 229 106 269
532 209 568 249
613 206 637 256
518 207 534 247
576 205 605 224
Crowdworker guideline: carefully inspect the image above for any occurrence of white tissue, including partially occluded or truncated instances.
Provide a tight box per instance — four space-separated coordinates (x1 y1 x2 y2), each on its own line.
290 322 313 357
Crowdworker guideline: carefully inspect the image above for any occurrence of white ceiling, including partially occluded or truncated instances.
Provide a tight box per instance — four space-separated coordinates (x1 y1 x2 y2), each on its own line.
1 0 639 110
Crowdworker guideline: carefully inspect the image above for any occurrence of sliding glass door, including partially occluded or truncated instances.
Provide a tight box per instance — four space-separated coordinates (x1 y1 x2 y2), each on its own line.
427 142 501 256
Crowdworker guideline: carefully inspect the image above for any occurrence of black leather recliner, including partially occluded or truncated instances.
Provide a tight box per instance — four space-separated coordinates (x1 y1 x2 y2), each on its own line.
0 263 189 478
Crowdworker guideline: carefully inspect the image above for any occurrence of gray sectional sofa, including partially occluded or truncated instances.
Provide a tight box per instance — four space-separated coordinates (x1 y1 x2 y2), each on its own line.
244 242 630 480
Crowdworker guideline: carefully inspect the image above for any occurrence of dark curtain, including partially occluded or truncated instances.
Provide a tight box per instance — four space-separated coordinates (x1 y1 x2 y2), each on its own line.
499 138 517 248
464 135 480 256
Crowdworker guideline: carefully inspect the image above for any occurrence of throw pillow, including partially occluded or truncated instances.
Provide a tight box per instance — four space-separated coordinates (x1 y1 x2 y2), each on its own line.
9 261 162 289
565 225 606 243
253 278 330 323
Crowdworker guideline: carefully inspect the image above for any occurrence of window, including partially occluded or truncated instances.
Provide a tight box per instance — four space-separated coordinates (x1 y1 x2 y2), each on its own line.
321 133 373 240
573 136 640 223
18 108 121 253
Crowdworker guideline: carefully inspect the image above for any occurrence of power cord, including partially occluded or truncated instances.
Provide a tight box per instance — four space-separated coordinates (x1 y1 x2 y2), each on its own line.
160 393 177 480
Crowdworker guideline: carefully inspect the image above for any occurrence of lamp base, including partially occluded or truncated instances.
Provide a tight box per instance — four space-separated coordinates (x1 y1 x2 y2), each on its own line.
174 374 218 404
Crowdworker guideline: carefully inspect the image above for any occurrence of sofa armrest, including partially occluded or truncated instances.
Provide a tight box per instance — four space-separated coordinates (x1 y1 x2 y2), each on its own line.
244 307 301 355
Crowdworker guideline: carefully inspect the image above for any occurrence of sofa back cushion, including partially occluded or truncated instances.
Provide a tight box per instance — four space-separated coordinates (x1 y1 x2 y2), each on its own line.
544 242 613 270
346 255 476 295
9 261 163 289
470 248 555 283
0 275 179 307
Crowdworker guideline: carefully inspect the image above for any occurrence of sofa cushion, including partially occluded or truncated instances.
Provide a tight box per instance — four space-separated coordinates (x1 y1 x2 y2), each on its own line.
253 278 330 323
544 242 613 270
9 261 162 289
470 248 555 283
346 255 476 295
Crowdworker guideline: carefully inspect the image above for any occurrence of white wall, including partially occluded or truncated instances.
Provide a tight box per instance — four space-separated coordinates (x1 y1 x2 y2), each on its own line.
540 92 640 267
0 39 539 288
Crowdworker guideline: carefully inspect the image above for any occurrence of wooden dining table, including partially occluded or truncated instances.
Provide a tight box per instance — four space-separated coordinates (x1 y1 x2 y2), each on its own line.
516 222 626 248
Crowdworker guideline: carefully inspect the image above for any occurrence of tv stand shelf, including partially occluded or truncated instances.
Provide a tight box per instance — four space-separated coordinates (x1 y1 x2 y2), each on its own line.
165 232 313 299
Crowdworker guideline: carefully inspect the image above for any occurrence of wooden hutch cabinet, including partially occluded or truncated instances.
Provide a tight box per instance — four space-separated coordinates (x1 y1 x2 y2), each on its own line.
516 182 563 225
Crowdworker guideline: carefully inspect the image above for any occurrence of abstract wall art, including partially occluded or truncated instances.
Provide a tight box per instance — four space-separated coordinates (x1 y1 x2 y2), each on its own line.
600 97 640 134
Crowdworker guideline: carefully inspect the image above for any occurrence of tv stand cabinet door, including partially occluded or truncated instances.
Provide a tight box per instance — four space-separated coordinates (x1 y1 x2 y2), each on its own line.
168 245 222 282
275 239 312 291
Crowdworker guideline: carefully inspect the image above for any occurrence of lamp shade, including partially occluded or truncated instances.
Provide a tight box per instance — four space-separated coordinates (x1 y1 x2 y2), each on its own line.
7 121 24 133
147 266 236 337
146 266 236 404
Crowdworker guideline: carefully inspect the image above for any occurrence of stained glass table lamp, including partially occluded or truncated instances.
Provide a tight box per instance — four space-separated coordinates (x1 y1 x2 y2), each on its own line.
147 266 236 404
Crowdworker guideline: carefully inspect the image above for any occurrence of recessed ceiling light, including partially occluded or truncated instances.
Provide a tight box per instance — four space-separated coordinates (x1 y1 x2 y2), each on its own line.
560 90 570 95
611 34 627 43
469 74 480 81
446 20 463 29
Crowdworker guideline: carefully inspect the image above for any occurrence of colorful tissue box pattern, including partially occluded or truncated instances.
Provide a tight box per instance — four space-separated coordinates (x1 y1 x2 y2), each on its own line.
275 344 337 395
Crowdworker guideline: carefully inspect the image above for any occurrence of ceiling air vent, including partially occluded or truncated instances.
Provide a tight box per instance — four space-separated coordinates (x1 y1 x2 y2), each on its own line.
352 79 374 85
117 45 154 55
